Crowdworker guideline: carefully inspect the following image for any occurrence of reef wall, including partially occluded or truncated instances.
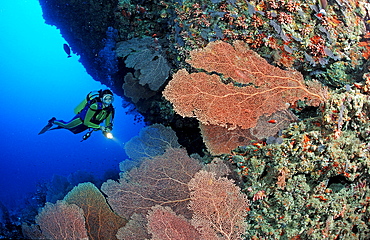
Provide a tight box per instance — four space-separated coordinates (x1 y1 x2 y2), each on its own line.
30 0 370 238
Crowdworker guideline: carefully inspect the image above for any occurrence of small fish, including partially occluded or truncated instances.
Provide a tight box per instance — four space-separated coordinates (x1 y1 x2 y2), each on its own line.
63 43 72 58
268 119 277 124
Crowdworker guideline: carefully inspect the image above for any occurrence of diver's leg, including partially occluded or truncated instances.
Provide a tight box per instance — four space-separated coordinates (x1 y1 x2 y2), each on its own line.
39 115 88 134
54 117 88 134
38 117 57 135
53 117 82 129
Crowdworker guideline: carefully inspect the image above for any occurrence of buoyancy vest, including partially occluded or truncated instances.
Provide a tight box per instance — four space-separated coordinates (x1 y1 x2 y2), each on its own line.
75 91 115 124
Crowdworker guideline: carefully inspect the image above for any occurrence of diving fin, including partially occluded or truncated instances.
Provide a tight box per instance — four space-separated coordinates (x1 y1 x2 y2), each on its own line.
38 117 56 135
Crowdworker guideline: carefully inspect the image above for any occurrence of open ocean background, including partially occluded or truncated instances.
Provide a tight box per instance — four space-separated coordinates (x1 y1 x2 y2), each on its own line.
0 0 144 210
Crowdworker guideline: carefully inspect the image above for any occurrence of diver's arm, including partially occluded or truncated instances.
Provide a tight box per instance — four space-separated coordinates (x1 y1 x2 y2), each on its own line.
83 104 102 129
104 111 114 129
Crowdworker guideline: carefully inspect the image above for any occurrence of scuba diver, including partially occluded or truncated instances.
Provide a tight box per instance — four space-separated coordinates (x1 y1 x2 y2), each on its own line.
39 89 115 141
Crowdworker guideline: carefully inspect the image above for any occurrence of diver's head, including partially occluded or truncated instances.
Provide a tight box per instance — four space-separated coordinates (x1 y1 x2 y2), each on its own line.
101 89 114 106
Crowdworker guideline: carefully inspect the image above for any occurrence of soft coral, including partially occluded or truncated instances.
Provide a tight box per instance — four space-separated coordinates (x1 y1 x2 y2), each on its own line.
359 32 370 59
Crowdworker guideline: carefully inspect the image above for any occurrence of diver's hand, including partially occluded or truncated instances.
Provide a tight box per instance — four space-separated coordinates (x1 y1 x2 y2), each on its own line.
100 126 106 132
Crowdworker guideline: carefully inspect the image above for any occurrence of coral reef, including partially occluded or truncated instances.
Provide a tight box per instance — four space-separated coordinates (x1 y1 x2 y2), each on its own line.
359 32 370 59
189 170 249 239
163 41 324 130
98 27 119 82
17 0 370 239
121 123 181 171
23 182 127 240
174 0 368 87
36 0 370 134
101 147 202 219
116 37 171 91
122 72 157 103
200 109 298 155
227 87 370 239
147 205 201 240
63 182 126 240
116 213 149 240
163 40 326 153
23 145 248 239
21 85 370 238
34 201 88 240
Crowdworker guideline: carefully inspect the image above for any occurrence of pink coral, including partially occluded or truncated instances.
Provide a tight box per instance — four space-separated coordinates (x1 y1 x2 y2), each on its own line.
63 182 127 240
35 200 88 240
188 170 249 240
147 205 201 240
101 148 202 219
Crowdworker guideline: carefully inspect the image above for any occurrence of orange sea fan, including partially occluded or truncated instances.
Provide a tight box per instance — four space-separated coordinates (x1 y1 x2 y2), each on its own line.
163 41 325 130
200 109 298 155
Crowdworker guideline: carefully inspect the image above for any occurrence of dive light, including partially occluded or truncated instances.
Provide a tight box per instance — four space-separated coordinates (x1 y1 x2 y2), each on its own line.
81 127 113 141
103 130 114 139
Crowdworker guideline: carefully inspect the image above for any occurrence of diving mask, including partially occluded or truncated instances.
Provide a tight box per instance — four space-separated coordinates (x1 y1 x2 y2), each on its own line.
102 94 114 105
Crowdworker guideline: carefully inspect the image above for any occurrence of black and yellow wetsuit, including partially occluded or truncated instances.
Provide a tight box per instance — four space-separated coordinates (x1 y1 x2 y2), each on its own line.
51 95 114 134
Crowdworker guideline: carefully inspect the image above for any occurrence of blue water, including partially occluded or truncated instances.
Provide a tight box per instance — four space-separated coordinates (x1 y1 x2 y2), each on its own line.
0 0 144 209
